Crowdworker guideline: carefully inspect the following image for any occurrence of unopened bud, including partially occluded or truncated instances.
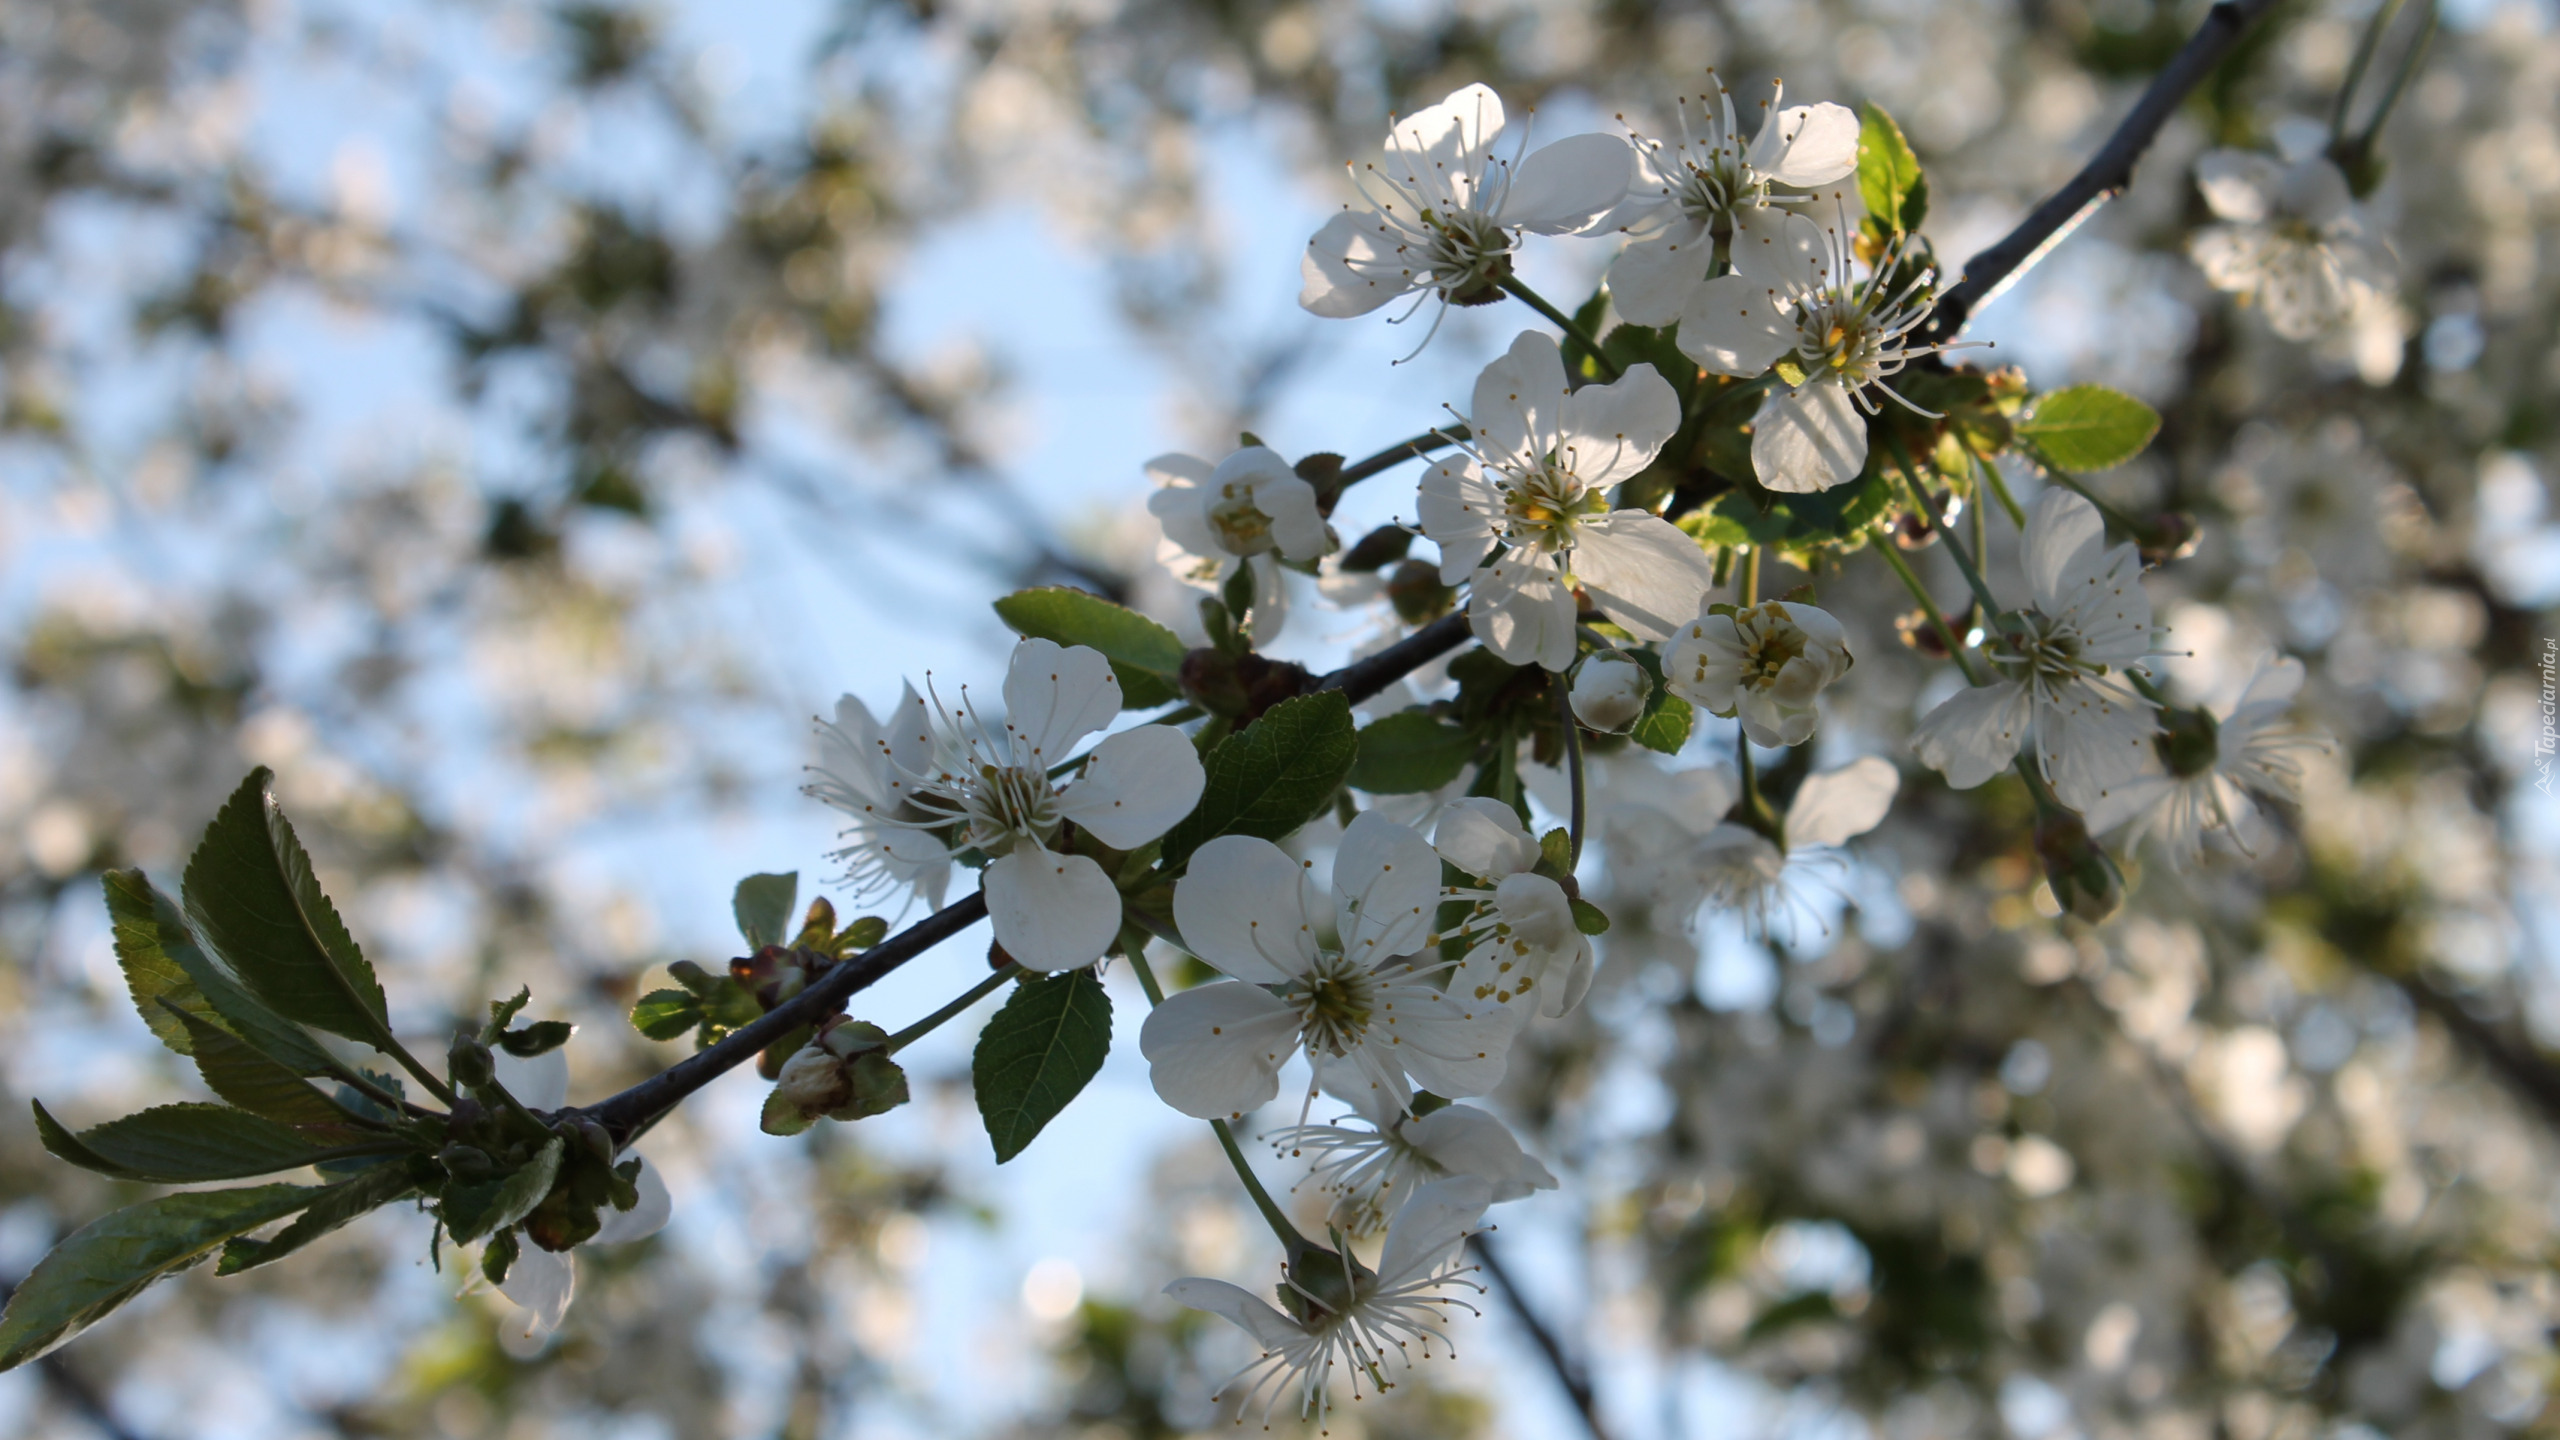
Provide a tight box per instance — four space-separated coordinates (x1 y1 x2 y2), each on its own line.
793 896 838 951
574 1118 616 1167
1569 653 1652 733
2136 511 2203 565
2034 807 2126 924
730 944 809 1011
1385 559 1455 625
448 1034 495 1089
437 1144 495 1179
1338 524 1414 574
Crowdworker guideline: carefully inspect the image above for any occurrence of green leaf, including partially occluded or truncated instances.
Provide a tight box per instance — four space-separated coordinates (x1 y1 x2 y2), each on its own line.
440 1138 563 1245
630 989 704 1041
1857 103 1927 235
103 869 216 1057
732 872 798 950
1349 710 1475 794
218 1161 419 1275
1626 650 1695 755
972 968 1113 1163
180 769 390 1046
993 587 1187 709
1159 691 1357 870
1571 898 1613 935
35 1101 388 1183
2016 384 2162 473
166 1007 357 1130
0 1182 323 1371
140 889 340 1078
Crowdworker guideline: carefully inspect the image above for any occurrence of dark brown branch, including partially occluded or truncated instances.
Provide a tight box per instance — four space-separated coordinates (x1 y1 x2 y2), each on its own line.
581 892 989 1144
1310 612 1471 703
2392 975 2560 1130
1471 1233 1612 1440
1923 0 2283 342
1337 426 1468 489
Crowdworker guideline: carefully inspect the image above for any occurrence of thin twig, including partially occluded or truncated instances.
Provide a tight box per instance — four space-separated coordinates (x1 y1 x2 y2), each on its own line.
1923 0 2284 342
1470 1233 1612 1440
1338 426 1469 489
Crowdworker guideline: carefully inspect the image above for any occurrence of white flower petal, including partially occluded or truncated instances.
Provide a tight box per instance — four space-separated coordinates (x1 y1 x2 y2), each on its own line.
1248 553 1292 643
1500 131 1635 234
1388 85 1508 198
2023 488 2109 610
1468 555 1579 672
1608 222 1713 327
1434 797 1540 879
2194 149 2283 224
1754 103 1862 187
1173 835 1324 984
1300 209 1407 318
1417 459 1503 583
497 1246 575 1338
1784 756 1902 849
1471 330 1569 465
1402 1105 1559 1202
1164 1277 1308 1350
1678 273 1794 376
592 1154 672 1244
1002 639 1121 765
1332 812 1440 963
1750 382 1868 493
1571 511 1715 641
985 846 1123 972
1139 981 1303 1119
1056 724 1206 849
1560 362 1682 487
1377 1176 1495 1285
1911 681 2034 790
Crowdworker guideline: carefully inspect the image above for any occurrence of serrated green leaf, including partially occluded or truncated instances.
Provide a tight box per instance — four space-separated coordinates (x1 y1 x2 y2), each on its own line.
1349 710 1475 794
732 872 797 950
440 1138 563 1245
1632 691 1695 754
2017 384 2162 473
1858 103 1927 235
218 1161 419 1275
34 1101 390 1183
629 989 704 1041
166 1007 357 1130
0 1182 323 1371
180 770 389 1046
1159 691 1358 869
103 869 215 1057
145 896 340 1078
993 587 1187 709
972 969 1113 1163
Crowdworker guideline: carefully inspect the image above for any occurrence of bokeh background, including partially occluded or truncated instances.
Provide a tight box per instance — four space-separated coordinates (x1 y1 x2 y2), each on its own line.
2 0 2558 1436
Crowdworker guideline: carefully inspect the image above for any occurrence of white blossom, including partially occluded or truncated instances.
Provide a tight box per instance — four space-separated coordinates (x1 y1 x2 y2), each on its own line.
1419 331 1713 669
1431 798 1594 1018
1605 757 1898 939
1167 1177 1492 1430
1302 84 1632 345
2190 151 2392 341
1147 446 1334 642
809 638 1205 971
1910 489 2158 809
1680 211 1953 492
1269 1090 1558 1236
1663 598 1853 746
1605 80 1862 326
2083 657 2328 868
1140 813 1519 1119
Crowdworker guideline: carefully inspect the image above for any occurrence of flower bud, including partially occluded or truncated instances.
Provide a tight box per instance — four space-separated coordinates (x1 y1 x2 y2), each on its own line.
761 1019 908 1136
1569 653 1653 733
730 944 810 1011
2034 807 2126 924
448 1034 495 1089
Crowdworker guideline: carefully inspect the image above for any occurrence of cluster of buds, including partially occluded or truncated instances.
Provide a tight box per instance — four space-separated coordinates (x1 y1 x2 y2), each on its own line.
762 1015 910 1135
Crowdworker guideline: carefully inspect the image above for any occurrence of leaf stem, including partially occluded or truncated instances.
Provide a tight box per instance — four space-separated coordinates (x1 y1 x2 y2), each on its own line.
1497 275 1621 381
886 965 1021 1054
1976 453 2027 529
1557 681 1586 868
1122 948 1306 1250
1885 440 2001 618
1873 542 1985 687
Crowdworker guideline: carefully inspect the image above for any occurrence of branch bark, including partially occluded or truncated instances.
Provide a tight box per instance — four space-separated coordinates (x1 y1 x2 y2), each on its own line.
1922 0 2282 342
1472 1233 1611 1440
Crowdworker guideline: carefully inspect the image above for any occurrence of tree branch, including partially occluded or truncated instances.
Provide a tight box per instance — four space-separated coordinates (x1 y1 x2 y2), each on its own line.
1471 1233 1611 1440
1923 0 2283 342
1309 612 1471 704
